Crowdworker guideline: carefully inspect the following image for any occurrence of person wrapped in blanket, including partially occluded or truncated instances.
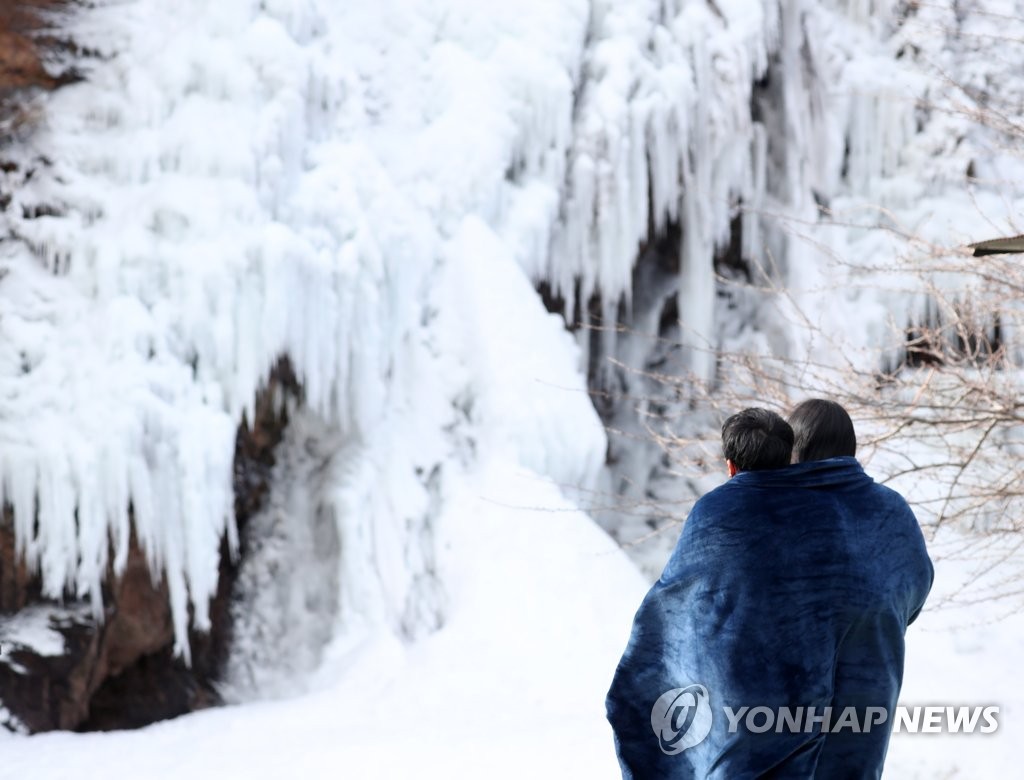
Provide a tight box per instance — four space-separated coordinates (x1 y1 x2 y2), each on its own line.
606 401 933 779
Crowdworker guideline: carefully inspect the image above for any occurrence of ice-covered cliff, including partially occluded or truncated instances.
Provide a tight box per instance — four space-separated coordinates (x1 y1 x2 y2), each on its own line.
1 0 1023 734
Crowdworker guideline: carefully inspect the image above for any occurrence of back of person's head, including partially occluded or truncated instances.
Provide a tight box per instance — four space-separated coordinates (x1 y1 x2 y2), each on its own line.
788 398 857 463
721 408 794 472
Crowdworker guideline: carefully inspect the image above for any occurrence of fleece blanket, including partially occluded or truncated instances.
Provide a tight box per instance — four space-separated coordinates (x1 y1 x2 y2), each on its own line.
606 457 933 779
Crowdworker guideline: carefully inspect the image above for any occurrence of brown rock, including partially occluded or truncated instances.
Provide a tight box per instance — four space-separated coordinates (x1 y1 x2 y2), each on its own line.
0 359 300 732
0 1 83 142
0 1 72 91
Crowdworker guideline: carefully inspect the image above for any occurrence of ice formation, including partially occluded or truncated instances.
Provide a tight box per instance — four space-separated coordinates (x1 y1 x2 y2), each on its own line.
2 0 1023 666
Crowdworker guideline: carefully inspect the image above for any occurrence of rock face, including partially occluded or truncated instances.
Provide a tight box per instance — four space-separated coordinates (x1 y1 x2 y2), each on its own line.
0 1 80 217
0 530 174 732
0 3 59 90
0 2 80 129
0 361 298 732
0 5 300 734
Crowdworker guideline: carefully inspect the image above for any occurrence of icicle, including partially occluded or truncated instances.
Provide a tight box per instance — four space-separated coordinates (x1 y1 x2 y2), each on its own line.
0 0 973 662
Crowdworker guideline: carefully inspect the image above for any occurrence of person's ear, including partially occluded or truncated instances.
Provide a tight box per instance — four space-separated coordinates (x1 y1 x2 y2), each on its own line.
726 459 738 478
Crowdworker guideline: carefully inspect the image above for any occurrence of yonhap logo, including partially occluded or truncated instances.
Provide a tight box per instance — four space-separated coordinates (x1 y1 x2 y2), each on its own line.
651 684 713 754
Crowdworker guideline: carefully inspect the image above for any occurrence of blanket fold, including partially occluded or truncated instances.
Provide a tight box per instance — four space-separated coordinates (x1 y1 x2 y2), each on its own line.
606 457 933 779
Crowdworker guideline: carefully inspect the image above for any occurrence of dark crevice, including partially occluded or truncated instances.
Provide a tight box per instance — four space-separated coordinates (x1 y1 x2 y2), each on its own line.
713 212 749 281
79 357 301 731
1 357 302 733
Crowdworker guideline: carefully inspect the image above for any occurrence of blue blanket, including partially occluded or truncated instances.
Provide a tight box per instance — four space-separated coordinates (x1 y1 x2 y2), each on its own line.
606 457 933 779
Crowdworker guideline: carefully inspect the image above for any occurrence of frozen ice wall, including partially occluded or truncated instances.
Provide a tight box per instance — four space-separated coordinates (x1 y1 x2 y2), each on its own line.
2 0 1018 666
760 1 1024 398
0 0 609 661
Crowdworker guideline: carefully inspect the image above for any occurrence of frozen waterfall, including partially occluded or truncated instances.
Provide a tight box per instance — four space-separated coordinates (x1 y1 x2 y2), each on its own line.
2 0 1020 671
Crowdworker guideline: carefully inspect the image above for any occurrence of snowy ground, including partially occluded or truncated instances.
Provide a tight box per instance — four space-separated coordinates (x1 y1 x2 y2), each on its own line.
3 468 1022 779
886 529 1024 778
0 460 649 779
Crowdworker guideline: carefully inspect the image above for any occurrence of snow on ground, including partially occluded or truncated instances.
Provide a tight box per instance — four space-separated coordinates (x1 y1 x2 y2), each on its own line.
2 476 1022 779
886 528 1024 778
0 460 649 780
